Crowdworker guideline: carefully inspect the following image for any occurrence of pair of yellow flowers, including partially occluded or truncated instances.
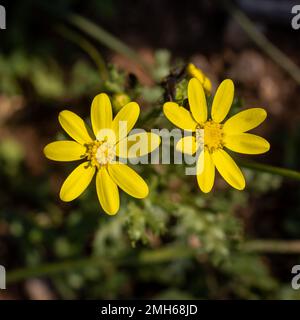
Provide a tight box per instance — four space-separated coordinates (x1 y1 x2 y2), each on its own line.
44 77 270 215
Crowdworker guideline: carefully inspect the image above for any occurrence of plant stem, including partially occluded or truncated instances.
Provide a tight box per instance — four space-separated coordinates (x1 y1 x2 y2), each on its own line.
6 256 108 284
243 240 300 254
221 0 300 85
6 246 193 284
7 240 300 284
239 159 300 181
68 13 153 79
56 25 109 80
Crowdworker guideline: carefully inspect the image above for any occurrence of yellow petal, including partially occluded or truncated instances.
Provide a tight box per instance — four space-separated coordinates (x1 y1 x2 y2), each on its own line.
203 77 212 94
224 133 270 154
116 132 161 158
197 149 215 193
163 102 197 131
223 108 267 134
112 102 140 142
176 136 197 155
108 163 149 199
96 167 119 215
211 79 234 123
91 93 113 137
44 141 86 161
186 63 212 93
187 78 207 123
211 149 245 190
60 162 95 202
59 110 93 145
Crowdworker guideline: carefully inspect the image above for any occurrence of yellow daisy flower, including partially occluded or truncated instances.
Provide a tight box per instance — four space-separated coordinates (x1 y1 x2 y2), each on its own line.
187 63 212 94
44 93 160 215
163 78 270 193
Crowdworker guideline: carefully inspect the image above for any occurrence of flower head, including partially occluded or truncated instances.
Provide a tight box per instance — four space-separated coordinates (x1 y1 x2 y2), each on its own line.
163 78 270 192
44 93 160 215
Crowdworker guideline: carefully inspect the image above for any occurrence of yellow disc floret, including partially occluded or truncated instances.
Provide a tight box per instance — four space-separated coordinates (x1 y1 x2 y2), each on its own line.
86 140 116 167
96 141 115 165
200 120 224 152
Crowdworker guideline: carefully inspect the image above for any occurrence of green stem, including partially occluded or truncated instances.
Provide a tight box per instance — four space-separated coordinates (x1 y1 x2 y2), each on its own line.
243 240 300 254
6 256 108 284
221 0 300 85
68 13 153 79
6 246 193 284
239 159 300 181
56 25 109 80
7 240 300 284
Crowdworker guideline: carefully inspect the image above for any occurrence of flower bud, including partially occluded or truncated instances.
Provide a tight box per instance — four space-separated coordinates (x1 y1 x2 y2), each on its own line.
112 93 131 112
186 63 212 94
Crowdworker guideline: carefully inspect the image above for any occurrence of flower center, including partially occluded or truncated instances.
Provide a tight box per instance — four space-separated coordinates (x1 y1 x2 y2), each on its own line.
86 140 116 167
197 120 224 152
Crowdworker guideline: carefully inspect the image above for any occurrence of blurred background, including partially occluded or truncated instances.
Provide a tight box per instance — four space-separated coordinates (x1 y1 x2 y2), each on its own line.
1 0 300 299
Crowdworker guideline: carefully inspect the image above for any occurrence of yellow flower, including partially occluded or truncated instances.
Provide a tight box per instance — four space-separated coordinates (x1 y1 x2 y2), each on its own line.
163 78 270 193
187 63 212 94
44 93 160 215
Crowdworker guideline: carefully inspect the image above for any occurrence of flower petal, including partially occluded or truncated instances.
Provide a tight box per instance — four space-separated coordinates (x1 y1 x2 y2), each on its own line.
176 136 197 155
163 102 197 131
59 110 93 144
211 79 234 123
91 93 113 137
197 149 215 193
187 77 208 123
223 108 267 134
186 63 212 93
211 149 245 190
108 163 149 199
44 141 86 161
60 162 95 202
112 102 140 142
224 133 270 154
96 167 119 215
116 132 161 158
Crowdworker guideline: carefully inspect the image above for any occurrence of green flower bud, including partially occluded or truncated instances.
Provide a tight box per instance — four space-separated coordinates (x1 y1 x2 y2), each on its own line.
112 93 131 112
